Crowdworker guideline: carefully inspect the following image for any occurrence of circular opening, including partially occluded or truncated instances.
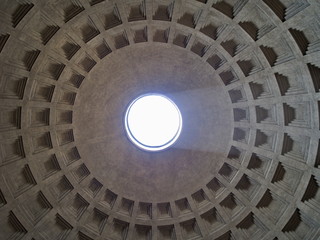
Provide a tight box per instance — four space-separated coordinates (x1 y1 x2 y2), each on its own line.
125 94 182 151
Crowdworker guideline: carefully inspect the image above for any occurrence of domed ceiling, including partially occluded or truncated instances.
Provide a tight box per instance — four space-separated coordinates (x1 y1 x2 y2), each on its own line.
1 0 320 239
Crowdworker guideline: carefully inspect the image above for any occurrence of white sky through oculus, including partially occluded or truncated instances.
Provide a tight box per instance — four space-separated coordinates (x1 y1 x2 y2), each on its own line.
125 94 182 151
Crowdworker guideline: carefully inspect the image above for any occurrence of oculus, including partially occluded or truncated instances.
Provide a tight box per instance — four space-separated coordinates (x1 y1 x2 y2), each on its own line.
124 94 182 151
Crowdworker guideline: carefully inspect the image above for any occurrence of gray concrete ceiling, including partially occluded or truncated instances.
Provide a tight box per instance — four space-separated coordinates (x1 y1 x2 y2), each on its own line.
0 0 320 239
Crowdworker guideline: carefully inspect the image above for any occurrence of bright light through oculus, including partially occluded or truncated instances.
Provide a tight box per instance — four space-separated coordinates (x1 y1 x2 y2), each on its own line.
125 94 182 151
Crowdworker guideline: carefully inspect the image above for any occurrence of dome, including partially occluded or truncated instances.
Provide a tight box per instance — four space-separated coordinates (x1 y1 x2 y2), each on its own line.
0 0 320 239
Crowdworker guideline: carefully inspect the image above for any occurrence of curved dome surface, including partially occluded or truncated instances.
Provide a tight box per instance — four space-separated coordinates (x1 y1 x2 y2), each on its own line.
0 0 320 240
